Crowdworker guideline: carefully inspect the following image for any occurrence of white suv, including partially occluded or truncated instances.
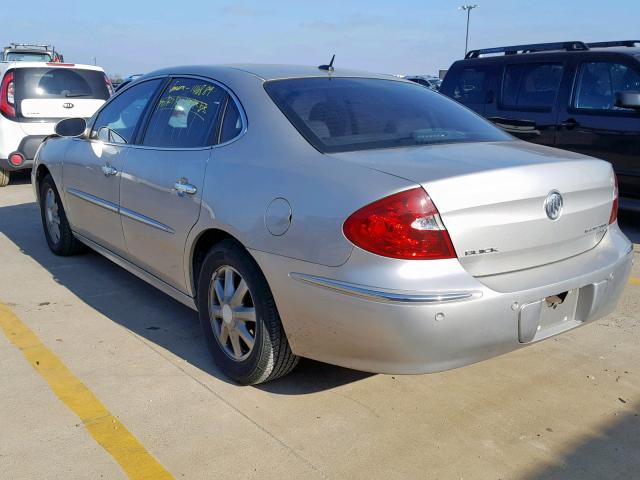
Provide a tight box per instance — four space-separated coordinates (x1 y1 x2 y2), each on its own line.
0 61 112 186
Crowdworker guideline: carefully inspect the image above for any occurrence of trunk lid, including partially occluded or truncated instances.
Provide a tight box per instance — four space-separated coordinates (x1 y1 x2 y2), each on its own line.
20 98 105 119
331 141 615 276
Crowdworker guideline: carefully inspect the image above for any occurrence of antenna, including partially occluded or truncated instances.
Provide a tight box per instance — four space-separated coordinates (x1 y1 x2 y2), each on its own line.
318 54 335 72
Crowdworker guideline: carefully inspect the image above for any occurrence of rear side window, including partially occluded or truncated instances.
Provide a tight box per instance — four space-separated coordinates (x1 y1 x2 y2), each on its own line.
574 61 640 111
501 63 564 110
14 67 110 101
219 99 243 144
142 78 226 148
265 77 510 154
443 67 489 103
92 79 163 144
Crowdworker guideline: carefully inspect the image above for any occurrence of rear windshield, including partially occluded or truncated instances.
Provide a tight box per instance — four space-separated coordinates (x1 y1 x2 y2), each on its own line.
6 52 52 62
265 78 510 153
14 67 110 101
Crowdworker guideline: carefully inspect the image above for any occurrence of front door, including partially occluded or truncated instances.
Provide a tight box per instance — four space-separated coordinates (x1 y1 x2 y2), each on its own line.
555 58 640 198
62 78 164 255
119 77 227 292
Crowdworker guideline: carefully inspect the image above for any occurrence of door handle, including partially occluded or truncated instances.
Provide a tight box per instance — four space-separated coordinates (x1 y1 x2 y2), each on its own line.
174 180 197 196
560 118 579 129
101 164 118 176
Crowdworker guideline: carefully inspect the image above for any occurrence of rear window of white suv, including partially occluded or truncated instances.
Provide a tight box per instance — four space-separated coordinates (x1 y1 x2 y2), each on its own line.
14 67 110 101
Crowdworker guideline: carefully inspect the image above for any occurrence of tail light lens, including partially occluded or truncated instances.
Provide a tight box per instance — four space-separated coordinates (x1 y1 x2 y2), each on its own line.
343 187 456 260
609 174 618 224
0 71 16 118
104 75 115 96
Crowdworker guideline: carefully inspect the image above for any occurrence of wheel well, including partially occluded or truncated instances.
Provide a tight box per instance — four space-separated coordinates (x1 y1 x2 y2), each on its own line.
191 228 237 291
35 164 51 192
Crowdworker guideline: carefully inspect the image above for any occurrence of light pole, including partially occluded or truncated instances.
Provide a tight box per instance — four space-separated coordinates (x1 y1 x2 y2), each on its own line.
459 4 479 56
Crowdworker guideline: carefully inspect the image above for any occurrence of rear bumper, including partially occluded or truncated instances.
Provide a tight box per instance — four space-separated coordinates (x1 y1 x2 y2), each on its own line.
0 135 46 171
252 225 633 374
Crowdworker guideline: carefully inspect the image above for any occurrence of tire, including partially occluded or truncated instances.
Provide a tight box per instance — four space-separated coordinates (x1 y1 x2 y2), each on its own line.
0 168 9 187
197 239 299 385
39 174 86 256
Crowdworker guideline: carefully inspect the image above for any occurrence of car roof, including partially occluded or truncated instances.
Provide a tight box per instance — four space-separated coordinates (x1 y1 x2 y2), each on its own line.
456 47 640 64
144 63 401 82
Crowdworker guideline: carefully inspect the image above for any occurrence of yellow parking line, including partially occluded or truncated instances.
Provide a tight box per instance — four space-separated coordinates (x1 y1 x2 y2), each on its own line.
630 277 640 286
0 302 174 480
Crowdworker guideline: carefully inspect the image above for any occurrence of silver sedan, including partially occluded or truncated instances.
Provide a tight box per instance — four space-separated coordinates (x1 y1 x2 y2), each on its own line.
32 64 633 384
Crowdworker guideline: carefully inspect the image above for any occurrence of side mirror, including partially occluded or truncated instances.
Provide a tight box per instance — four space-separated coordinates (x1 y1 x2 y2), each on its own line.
54 117 87 137
615 91 640 110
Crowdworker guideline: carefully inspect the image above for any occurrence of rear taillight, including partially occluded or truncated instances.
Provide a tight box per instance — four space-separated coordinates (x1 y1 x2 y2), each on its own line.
0 71 16 118
343 187 456 260
609 174 619 224
104 75 115 96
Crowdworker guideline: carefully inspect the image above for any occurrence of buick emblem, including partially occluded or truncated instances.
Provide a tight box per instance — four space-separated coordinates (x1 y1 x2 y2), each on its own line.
63 102 74 109
544 190 563 220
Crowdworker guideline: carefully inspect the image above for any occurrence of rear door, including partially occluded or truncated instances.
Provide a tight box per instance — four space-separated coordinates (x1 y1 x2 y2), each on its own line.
119 77 227 292
555 56 640 198
14 66 110 121
63 78 164 256
487 61 565 146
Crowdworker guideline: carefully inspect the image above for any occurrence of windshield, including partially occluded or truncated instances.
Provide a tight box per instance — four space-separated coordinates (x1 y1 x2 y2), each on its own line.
6 52 52 62
265 77 510 153
14 67 110 100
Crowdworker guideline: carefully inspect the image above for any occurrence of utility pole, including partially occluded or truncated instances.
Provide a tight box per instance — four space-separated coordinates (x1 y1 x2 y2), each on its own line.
459 4 479 56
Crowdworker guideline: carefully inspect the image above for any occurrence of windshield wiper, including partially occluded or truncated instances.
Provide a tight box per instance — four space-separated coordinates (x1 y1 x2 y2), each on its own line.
65 93 91 97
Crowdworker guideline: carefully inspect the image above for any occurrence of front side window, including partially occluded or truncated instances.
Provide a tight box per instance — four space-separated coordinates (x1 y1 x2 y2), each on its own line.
265 77 510 153
142 78 226 148
501 63 564 110
574 61 640 111
92 79 163 144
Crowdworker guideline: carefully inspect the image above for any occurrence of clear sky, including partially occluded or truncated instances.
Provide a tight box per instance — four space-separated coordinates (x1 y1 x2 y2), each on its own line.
4 0 639 78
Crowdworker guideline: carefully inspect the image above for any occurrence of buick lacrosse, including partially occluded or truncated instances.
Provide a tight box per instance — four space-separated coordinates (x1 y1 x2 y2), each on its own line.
33 64 633 384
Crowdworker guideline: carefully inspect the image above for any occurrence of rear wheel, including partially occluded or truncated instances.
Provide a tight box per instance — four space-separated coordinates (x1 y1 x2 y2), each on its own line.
197 239 299 385
39 174 85 256
0 168 9 187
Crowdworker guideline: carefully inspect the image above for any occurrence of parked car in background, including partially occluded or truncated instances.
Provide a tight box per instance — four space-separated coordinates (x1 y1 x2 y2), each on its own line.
0 62 113 186
33 64 631 385
405 75 442 91
115 74 143 92
3 43 64 62
440 40 640 204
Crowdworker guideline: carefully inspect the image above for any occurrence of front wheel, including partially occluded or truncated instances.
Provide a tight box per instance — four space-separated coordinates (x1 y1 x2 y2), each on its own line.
197 240 299 385
39 174 85 256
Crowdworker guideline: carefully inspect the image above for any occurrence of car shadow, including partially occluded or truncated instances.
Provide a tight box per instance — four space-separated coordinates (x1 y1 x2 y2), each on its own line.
523 403 640 480
0 201 372 393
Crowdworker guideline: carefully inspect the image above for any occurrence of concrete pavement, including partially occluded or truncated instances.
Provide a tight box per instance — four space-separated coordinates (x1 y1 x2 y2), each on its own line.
1 173 638 480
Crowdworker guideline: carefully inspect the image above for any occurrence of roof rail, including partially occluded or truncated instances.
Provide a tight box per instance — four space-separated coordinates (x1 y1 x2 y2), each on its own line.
465 41 588 59
6 43 54 51
587 40 640 48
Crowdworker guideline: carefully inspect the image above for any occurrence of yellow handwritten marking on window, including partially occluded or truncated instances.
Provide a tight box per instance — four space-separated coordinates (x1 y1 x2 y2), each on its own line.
0 302 174 480
169 84 187 93
191 84 215 96
630 277 640 286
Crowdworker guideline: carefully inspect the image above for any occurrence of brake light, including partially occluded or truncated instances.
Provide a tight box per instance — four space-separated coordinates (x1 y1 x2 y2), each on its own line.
104 75 115 96
46 62 75 67
609 174 618 224
0 71 16 118
343 187 456 260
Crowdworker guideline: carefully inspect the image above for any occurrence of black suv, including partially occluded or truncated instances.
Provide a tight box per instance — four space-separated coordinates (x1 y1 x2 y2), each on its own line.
441 40 640 203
